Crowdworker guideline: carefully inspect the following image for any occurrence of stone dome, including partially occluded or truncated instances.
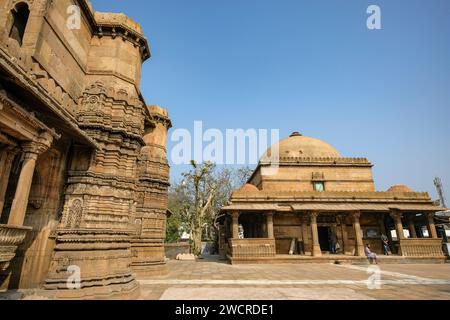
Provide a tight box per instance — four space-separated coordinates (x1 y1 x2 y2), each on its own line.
387 185 413 193
237 184 260 193
263 132 341 159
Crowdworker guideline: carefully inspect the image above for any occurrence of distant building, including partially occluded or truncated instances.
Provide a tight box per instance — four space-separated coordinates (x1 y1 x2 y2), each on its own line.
220 132 447 263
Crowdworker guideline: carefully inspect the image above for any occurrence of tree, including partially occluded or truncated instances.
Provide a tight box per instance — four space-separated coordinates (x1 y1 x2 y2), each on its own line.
165 211 182 243
235 166 254 186
178 161 217 256
167 163 253 255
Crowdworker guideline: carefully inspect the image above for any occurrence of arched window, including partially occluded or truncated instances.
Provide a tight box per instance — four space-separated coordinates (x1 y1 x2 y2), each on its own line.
9 2 30 46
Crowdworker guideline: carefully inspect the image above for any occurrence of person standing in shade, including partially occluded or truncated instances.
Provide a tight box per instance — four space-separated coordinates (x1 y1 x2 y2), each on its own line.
381 234 390 255
330 231 338 254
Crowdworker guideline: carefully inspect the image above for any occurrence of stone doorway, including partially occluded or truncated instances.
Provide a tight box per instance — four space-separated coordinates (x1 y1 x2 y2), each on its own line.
318 227 331 252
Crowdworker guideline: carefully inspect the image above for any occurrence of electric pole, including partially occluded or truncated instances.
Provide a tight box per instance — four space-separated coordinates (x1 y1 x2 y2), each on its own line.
434 177 447 208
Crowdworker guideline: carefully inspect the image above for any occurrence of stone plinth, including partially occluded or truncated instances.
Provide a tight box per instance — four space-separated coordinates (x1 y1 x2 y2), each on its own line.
229 238 276 259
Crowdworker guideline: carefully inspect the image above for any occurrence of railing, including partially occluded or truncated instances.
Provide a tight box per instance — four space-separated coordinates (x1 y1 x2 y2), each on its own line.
399 238 444 257
229 238 276 259
0 224 32 271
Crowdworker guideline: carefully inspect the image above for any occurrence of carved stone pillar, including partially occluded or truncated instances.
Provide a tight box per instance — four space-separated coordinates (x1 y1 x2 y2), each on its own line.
390 210 405 240
310 211 321 257
301 215 310 255
266 212 274 239
232 211 240 239
337 215 348 255
261 218 267 238
426 213 438 239
0 147 19 216
8 135 52 226
390 210 404 255
352 211 365 256
408 215 417 238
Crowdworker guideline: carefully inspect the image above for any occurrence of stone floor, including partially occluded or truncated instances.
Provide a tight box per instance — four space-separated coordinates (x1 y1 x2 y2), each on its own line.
2 256 450 300
138 256 450 300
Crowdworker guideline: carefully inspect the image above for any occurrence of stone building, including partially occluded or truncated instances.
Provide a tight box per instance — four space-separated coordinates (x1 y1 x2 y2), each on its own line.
0 0 171 298
220 132 447 264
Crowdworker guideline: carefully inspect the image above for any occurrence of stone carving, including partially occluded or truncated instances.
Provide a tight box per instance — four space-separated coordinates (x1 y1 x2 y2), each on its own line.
0 225 32 271
131 105 171 277
66 199 83 229
311 172 325 181
0 0 169 299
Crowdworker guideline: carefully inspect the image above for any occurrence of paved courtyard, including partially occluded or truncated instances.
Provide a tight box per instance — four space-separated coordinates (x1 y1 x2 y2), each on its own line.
139 257 450 300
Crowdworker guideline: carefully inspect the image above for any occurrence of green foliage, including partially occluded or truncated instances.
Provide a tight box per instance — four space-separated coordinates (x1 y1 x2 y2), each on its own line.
165 212 182 243
167 163 254 252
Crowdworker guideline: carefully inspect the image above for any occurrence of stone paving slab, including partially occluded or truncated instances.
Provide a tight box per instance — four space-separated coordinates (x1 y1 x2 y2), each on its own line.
159 287 375 300
137 258 450 300
2 258 450 300
363 264 450 280
159 260 373 281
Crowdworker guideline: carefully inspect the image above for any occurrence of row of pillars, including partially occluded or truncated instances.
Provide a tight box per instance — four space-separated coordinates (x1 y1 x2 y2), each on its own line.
390 210 438 240
230 210 439 257
231 211 274 240
230 210 366 257
0 132 53 227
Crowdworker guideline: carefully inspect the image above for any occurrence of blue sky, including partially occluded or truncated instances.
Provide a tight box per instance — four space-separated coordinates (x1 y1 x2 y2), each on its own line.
91 0 450 199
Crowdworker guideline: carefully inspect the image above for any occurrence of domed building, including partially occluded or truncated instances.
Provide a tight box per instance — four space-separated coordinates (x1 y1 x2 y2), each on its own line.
219 132 446 263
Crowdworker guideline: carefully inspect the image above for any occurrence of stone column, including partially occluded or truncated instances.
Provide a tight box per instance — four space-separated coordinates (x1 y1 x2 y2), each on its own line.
266 212 274 239
390 211 405 240
390 210 404 255
426 213 438 239
337 215 348 254
408 215 417 238
352 211 365 256
231 211 240 239
0 147 19 216
301 215 310 255
8 135 52 226
261 218 267 238
310 211 322 257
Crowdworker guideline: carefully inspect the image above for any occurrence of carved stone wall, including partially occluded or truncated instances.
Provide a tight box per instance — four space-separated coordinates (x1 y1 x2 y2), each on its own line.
131 105 171 277
44 80 144 299
0 0 169 299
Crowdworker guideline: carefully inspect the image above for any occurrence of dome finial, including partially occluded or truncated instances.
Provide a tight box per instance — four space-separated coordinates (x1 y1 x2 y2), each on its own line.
290 131 302 137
